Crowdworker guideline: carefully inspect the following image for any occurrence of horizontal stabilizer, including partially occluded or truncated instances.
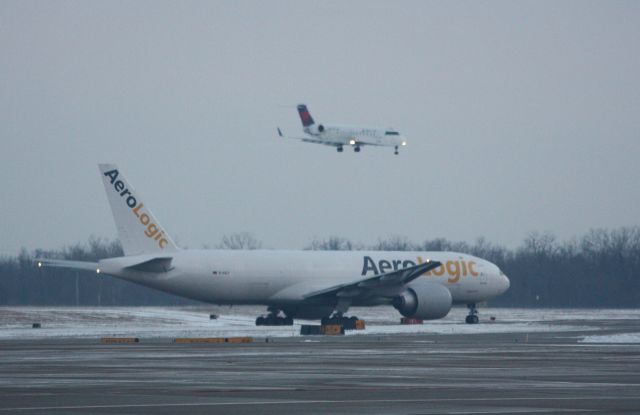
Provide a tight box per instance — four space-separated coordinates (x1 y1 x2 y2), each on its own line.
35 258 99 273
124 256 173 273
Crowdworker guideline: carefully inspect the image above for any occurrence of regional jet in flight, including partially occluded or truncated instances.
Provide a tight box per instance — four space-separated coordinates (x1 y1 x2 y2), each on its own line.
37 165 509 326
277 104 408 154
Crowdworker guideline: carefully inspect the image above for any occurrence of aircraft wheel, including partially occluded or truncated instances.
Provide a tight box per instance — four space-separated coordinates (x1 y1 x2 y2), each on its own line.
337 146 343 153
465 315 479 324
326 316 339 325
354 146 361 152
341 316 357 330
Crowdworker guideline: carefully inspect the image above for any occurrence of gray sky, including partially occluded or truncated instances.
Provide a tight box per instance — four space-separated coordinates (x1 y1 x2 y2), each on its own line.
1 0 639 255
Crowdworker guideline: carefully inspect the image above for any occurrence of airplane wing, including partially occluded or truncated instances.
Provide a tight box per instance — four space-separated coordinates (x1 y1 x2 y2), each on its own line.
301 260 441 300
349 136 386 147
277 128 343 147
277 127 309 141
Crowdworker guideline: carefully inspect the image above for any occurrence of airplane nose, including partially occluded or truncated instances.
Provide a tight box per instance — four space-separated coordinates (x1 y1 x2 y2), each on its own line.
501 274 510 293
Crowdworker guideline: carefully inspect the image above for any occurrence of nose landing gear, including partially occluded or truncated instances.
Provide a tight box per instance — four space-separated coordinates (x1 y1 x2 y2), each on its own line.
465 303 479 324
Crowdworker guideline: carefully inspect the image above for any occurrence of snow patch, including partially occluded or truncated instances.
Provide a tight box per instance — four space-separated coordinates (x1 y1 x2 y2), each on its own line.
579 333 640 343
0 306 622 340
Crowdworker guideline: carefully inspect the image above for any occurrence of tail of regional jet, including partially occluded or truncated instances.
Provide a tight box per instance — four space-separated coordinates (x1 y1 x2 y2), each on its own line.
98 164 179 256
297 104 315 127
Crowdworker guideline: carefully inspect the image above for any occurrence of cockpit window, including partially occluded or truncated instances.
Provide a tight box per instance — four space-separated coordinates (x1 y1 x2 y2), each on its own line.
385 131 399 136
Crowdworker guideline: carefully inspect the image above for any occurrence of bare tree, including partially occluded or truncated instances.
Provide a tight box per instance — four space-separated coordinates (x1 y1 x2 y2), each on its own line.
218 232 262 250
372 235 415 251
306 236 356 251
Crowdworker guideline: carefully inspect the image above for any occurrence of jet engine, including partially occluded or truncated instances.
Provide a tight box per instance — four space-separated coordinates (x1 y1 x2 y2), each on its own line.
393 283 452 320
304 124 325 135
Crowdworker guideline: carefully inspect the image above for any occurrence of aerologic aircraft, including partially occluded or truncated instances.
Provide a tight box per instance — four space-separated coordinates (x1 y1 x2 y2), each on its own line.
277 104 408 154
37 165 510 326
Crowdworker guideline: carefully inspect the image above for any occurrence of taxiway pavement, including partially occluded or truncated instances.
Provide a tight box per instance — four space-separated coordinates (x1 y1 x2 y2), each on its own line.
1 313 640 414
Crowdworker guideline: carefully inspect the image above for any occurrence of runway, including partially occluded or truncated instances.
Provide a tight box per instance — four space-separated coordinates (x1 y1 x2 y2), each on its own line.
1 308 640 414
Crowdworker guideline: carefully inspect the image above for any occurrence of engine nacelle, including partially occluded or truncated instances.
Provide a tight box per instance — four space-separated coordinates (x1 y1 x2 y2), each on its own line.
393 283 452 320
305 124 325 135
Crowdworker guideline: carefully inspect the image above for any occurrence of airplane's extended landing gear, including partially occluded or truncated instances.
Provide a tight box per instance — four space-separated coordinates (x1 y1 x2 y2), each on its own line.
337 145 343 152
353 146 361 152
465 303 479 324
255 307 293 326
321 313 359 329
394 145 399 155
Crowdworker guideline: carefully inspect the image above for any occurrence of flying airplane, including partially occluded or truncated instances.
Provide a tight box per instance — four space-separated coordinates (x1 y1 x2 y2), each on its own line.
37 164 510 326
277 104 408 154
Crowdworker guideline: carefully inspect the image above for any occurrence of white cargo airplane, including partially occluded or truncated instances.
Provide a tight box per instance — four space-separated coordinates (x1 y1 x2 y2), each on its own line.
37 165 510 326
277 104 408 154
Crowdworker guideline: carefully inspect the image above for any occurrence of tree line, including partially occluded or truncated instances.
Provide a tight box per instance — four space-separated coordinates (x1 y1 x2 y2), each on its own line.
1 228 639 307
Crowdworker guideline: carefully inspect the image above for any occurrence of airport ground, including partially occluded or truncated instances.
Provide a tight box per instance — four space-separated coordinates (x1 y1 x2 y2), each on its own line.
1 310 640 414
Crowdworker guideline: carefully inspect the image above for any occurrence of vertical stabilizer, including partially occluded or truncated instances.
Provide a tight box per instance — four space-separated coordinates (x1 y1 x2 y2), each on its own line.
297 104 315 127
98 164 179 256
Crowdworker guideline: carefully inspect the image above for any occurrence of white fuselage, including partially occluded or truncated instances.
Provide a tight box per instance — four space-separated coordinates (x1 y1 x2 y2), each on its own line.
39 164 508 323
305 124 407 148
99 250 509 309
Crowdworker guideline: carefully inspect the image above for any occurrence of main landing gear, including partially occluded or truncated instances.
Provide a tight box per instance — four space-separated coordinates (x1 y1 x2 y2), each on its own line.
255 307 293 326
353 145 361 152
394 145 399 155
321 312 360 328
465 303 479 324
337 145 343 152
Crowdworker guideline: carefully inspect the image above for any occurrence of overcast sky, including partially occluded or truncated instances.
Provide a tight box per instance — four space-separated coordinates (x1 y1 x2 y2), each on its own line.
1 1 639 255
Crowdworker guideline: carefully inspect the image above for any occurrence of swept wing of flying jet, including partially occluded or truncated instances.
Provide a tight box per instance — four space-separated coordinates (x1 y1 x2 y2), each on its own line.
277 104 408 154
37 164 510 326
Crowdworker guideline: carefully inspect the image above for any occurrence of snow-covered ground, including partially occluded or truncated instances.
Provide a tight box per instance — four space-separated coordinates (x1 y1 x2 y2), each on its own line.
1 306 639 341
580 333 640 343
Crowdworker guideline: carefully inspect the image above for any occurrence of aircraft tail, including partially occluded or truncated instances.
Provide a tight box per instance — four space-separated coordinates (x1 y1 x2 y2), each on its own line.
297 104 315 127
98 164 179 256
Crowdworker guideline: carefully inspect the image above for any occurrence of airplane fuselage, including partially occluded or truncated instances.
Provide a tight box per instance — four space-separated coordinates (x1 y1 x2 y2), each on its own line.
99 250 509 312
304 123 406 148
38 164 510 324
